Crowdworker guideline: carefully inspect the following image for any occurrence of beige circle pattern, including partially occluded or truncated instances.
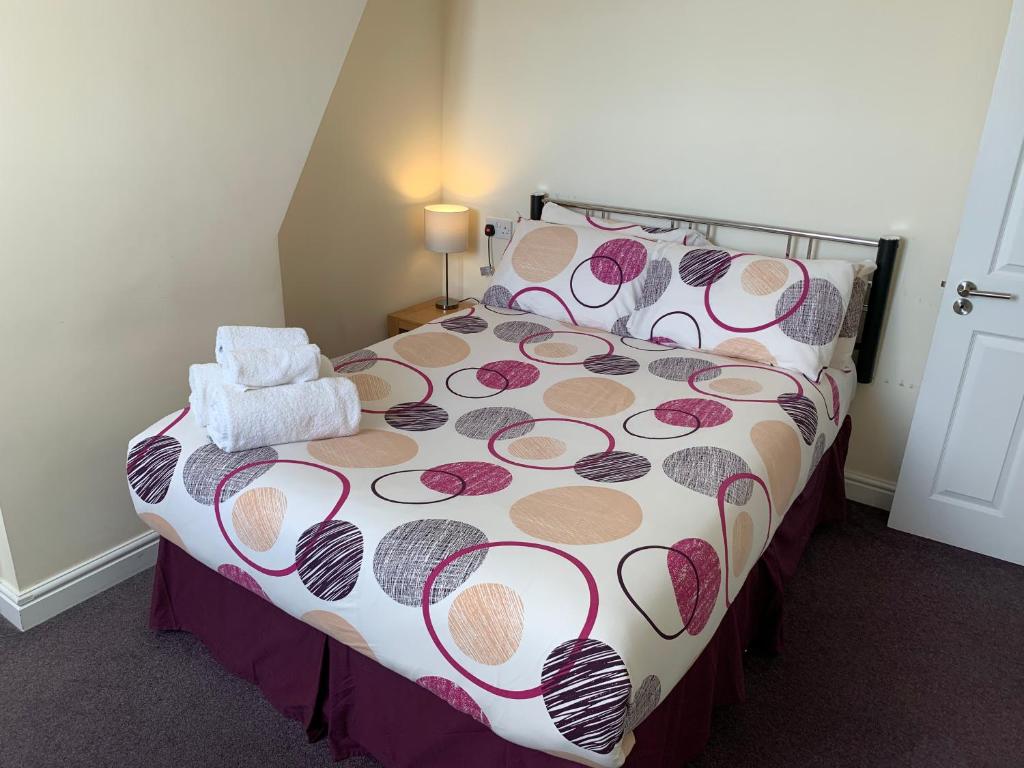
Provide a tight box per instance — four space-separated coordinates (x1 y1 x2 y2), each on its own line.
511 225 578 282
533 341 578 359
345 372 392 402
448 582 525 665
140 513 185 551
731 510 754 577
508 436 567 460
543 377 636 418
309 429 418 468
302 610 376 659
510 486 643 544
740 258 790 295
394 331 470 368
712 338 777 365
750 420 802 510
709 377 764 396
231 487 287 552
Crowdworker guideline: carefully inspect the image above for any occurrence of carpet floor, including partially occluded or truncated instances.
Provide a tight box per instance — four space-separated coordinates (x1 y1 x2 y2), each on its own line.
1 502 1022 768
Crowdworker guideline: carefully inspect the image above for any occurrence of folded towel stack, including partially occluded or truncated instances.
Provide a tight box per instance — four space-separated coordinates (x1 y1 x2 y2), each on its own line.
189 326 360 452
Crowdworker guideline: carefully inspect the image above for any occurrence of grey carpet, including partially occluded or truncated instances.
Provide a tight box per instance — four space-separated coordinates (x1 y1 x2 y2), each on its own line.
1 502 1022 768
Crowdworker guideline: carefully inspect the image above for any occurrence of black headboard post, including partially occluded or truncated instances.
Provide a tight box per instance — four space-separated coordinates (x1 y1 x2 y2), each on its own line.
530 193 546 221
855 236 899 384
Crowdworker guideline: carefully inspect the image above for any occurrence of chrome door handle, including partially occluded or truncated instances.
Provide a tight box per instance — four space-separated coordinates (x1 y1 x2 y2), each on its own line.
957 280 1016 300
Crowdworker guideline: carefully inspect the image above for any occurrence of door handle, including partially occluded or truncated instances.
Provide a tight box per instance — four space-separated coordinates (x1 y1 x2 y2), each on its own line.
956 280 1016 300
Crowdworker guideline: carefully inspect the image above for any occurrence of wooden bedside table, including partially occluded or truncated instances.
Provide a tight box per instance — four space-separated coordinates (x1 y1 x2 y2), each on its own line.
387 298 475 337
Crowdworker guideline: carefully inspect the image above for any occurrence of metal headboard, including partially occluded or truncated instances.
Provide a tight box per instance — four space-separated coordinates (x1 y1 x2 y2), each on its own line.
529 193 900 384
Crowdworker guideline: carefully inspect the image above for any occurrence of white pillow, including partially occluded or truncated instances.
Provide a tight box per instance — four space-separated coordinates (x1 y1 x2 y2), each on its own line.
626 243 856 379
483 220 652 333
541 201 712 247
829 260 877 372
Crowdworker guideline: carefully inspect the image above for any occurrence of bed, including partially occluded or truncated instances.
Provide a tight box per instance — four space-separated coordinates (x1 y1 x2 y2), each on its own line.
128 195 899 767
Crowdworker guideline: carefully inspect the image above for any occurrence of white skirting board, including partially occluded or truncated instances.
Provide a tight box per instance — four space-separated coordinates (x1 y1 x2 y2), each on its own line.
844 471 896 512
0 531 158 632
0 471 894 633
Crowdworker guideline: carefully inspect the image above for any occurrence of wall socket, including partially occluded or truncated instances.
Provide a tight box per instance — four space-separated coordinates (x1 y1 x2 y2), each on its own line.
486 217 513 239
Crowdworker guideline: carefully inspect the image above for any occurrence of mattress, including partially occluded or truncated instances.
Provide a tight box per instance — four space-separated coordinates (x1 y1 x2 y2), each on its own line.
127 305 855 767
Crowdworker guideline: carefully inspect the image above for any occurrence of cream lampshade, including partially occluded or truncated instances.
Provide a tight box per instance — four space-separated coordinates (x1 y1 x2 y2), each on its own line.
424 204 469 310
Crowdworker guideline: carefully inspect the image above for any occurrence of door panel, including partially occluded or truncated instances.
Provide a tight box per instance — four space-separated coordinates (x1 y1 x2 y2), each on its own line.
889 1 1024 565
931 333 1024 509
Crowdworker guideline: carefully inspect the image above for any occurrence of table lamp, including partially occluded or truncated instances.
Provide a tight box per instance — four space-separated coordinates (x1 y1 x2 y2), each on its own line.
424 203 469 310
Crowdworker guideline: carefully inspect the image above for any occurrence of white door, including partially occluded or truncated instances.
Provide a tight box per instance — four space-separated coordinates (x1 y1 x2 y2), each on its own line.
889 2 1024 565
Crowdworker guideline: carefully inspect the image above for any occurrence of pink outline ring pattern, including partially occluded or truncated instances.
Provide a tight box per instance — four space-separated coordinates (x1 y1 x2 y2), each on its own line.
518 330 615 366
687 362 805 403
214 459 351 577
421 540 599 700
703 255 810 333
507 287 579 326
487 417 616 470
333 356 434 414
717 472 771 607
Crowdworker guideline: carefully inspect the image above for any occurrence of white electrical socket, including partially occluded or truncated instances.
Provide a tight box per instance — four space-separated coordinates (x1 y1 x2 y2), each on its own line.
486 217 513 239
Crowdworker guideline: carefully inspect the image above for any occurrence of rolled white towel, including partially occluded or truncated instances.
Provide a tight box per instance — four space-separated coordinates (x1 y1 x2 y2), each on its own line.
215 326 309 364
221 343 322 389
206 375 361 452
188 363 222 427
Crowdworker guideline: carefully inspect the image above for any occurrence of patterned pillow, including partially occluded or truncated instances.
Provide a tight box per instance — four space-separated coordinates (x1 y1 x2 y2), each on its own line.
625 244 856 379
483 220 651 333
541 201 712 246
829 260 877 371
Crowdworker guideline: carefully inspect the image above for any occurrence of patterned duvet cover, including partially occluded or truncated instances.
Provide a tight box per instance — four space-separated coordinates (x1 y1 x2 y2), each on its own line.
127 304 854 767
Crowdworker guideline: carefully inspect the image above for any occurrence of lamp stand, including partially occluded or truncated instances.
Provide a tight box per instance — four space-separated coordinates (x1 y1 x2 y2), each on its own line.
436 251 459 310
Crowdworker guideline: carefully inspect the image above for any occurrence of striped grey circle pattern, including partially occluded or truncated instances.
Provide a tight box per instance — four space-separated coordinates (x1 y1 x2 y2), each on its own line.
778 393 818 445
623 674 662 733
295 519 363 601
840 276 869 338
127 435 181 504
541 638 631 754
583 354 639 376
635 257 672 309
373 519 488 606
441 315 488 334
811 431 827 470
384 402 449 431
183 443 277 505
493 320 553 344
677 249 731 287
574 451 651 483
648 356 721 383
332 348 378 373
482 284 514 308
455 407 534 440
662 446 753 503
777 277 845 345
610 315 630 336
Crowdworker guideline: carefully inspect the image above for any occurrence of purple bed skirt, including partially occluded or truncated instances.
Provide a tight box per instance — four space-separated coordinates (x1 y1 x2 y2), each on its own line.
149 417 851 767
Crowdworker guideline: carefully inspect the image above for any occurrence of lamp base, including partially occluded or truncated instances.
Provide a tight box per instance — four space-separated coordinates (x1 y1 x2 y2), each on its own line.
435 298 460 311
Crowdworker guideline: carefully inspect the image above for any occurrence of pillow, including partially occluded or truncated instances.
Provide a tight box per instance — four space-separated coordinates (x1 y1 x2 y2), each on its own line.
828 260 877 371
626 244 856 379
541 201 712 247
482 220 652 333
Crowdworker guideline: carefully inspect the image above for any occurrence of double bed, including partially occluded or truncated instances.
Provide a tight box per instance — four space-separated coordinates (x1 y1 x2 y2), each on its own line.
128 195 898 766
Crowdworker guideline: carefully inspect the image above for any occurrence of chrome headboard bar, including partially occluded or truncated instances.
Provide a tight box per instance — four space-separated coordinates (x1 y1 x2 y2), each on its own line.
529 193 901 384
536 195 879 247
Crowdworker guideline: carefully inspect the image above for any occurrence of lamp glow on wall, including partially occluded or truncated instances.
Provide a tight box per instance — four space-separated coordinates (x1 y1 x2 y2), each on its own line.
424 203 469 310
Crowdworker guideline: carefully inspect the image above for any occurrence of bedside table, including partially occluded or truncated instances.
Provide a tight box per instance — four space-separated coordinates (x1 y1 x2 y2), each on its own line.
387 298 475 337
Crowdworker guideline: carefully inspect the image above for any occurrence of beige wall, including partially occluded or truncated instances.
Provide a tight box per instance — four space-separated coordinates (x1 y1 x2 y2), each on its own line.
280 0 445 357
0 507 16 592
0 0 367 590
441 0 1012 485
